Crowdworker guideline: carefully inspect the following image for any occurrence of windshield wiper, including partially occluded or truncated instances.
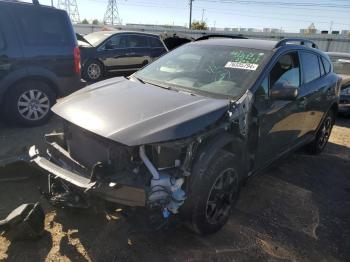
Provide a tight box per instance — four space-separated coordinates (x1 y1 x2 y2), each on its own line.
143 79 172 90
130 75 146 84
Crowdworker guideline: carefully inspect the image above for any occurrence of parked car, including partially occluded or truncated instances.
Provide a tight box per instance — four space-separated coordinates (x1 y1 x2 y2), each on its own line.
0 0 83 126
327 52 350 115
78 31 191 82
30 38 340 235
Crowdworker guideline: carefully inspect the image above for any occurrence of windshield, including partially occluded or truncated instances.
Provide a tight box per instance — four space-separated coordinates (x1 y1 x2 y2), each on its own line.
330 56 350 75
84 32 114 46
135 43 270 99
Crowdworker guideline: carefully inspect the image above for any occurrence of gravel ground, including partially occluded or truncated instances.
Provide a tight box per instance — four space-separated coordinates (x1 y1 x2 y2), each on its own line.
0 117 349 262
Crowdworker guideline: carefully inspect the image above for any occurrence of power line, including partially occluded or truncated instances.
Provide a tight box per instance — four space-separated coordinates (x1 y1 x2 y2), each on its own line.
197 0 350 8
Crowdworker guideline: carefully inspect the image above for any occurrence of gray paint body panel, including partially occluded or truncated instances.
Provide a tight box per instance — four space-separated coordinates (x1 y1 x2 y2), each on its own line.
52 77 230 146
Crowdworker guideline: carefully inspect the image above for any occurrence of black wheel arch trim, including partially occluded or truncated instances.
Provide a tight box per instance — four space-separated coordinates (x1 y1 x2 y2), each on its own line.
0 67 59 105
191 133 246 180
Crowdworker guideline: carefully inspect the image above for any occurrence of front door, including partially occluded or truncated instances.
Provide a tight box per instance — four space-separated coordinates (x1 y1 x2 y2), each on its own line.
254 51 303 168
101 34 130 70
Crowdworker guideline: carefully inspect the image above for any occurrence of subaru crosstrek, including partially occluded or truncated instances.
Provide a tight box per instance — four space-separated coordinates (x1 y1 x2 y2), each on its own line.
29 38 340 234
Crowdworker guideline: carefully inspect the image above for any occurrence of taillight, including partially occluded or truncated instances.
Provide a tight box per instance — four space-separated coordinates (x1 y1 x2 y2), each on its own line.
73 46 81 75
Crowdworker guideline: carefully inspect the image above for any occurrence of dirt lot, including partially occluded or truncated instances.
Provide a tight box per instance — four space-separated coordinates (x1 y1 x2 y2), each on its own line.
0 117 350 262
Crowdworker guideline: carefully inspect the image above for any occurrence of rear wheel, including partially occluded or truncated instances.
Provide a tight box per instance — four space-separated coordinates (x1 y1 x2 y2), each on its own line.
183 150 242 235
5 81 55 126
306 110 335 154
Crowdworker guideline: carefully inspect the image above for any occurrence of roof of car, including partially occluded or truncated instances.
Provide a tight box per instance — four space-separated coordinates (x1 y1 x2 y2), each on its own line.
0 0 55 9
86 30 160 37
326 52 350 58
193 38 278 50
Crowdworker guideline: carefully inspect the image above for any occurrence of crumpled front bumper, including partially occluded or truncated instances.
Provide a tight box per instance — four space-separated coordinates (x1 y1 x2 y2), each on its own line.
28 135 146 207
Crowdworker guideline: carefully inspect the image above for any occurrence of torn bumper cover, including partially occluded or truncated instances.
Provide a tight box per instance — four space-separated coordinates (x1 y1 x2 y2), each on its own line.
28 138 146 207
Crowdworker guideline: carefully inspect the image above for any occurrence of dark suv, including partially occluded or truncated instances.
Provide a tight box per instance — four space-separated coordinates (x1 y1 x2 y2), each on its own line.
30 38 340 235
78 31 191 81
0 0 83 126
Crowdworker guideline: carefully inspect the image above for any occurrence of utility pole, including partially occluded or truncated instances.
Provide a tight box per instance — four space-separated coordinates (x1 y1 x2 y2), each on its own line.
104 0 122 26
201 8 205 23
329 20 334 34
51 0 54 7
189 0 194 29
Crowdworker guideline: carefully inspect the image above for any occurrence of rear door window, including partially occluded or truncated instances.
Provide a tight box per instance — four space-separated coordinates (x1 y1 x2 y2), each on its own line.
322 57 331 73
14 7 70 47
126 35 148 48
300 52 321 83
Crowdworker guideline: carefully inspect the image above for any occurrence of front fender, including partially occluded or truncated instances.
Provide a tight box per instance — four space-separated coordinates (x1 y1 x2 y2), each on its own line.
191 133 246 180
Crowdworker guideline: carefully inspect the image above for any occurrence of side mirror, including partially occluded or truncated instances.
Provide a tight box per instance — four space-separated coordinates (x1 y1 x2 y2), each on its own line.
104 42 114 50
270 83 298 100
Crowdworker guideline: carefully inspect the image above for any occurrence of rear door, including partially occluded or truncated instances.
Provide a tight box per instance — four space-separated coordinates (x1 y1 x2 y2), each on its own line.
254 51 303 168
298 51 328 134
125 34 151 68
148 36 167 59
0 7 23 87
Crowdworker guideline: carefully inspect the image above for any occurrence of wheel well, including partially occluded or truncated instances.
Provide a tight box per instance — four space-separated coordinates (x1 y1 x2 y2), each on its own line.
1 76 58 105
85 59 105 73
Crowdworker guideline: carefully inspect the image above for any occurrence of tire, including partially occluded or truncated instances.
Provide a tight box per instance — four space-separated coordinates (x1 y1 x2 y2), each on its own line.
82 60 103 82
182 150 243 235
306 109 335 154
4 80 56 126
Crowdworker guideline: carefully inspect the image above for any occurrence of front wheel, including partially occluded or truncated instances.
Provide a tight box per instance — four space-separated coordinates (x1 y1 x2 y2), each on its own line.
306 110 335 154
83 60 103 82
182 150 243 235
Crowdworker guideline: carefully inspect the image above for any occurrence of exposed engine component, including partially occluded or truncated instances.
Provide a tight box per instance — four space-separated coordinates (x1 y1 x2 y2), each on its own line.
139 146 186 215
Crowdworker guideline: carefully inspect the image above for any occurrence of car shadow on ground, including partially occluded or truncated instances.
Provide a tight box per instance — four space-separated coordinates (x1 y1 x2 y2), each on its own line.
1 140 350 261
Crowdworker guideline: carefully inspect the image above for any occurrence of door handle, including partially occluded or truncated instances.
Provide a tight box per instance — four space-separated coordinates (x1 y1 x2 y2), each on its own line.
125 52 136 56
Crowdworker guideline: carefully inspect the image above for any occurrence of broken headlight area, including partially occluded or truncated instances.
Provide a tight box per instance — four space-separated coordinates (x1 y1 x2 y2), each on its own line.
29 121 193 219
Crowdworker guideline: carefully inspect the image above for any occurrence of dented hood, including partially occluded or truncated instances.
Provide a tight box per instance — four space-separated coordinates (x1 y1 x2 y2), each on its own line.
52 77 229 146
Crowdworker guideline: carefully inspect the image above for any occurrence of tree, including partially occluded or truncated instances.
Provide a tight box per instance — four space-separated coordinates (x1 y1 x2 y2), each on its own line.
92 19 99 25
81 18 89 24
191 21 208 30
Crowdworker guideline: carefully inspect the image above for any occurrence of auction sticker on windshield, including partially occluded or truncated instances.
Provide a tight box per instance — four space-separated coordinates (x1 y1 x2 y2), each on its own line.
225 61 259 70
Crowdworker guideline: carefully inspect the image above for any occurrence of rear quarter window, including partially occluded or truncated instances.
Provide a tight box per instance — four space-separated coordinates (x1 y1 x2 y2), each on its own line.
14 7 71 47
149 37 164 48
300 52 321 83
322 56 332 73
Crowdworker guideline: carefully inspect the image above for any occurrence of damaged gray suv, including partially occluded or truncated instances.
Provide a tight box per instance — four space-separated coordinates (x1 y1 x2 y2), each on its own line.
29 38 340 234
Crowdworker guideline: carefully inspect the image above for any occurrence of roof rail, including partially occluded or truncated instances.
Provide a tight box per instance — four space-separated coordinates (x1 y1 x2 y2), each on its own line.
275 38 318 49
195 34 247 41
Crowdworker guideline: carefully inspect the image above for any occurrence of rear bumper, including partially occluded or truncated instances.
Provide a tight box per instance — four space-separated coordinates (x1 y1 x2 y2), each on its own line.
57 75 87 97
28 135 146 207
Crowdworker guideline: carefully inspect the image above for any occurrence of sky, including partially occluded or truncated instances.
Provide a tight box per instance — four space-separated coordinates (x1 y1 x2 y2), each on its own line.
33 0 350 33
